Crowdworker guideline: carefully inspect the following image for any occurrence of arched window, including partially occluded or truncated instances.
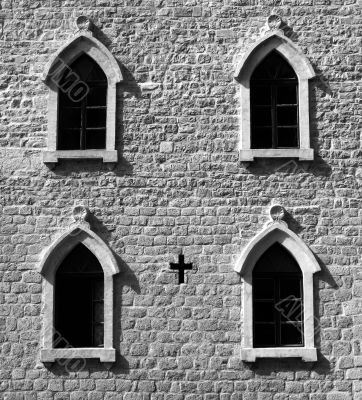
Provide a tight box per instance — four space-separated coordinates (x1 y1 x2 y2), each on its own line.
235 29 316 161
253 243 303 348
235 206 320 361
251 51 298 150
42 24 123 166
39 209 120 365
55 243 104 348
58 54 107 151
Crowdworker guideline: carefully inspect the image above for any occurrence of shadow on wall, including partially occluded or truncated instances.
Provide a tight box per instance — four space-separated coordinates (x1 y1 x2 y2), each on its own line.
309 68 333 173
113 255 141 374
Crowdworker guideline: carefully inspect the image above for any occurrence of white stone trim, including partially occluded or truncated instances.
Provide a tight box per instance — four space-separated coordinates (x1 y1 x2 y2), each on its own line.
239 148 314 162
235 221 320 362
39 225 120 365
235 31 316 161
241 348 317 362
40 348 116 363
43 150 118 163
42 32 122 165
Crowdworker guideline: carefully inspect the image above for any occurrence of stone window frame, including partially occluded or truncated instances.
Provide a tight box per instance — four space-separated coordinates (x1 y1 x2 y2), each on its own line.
38 215 120 365
234 208 320 362
234 30 316 162
41 29 123 166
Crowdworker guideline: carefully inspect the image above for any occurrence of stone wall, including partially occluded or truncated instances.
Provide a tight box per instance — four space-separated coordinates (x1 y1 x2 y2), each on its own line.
0 0 361 399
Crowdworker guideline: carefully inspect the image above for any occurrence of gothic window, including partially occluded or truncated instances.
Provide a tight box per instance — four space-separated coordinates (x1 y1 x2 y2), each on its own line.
42 22 123 166
235 206 320 361
252 243 303 348
235 28 315 161
58 54 107 151
39 209 120 364
250 51 299 150
54 243 104 348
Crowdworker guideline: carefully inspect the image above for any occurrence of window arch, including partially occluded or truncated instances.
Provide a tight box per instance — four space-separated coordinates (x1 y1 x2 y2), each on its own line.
42 28 123 166
235 209 320 362
235 30 316 161
39 221 120 364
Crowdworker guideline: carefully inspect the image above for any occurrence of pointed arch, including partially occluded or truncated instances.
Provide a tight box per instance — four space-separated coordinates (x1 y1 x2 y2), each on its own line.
39 225 119 279
235 222 320 276
42 33 122 85
235 31 315 161
42 32 122 165
235 31 315 83
39 225 119 364
235 221 320 362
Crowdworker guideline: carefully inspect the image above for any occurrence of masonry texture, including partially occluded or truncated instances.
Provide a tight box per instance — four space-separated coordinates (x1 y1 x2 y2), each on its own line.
0 0 361 399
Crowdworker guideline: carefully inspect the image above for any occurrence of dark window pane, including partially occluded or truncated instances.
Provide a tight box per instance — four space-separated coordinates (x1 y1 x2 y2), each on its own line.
277 61 297 79
58 129 81 150
87 87 107 107
279 299 303 322
251 86 271 105
93 279 104 301
277 85 297 105
86 108 107 128
85 129 106 149
253 243 304 348
55 244 104 348
252 107 272 126
277 106 298 126
254 243 301 274
250 51 298 150
94 324 104 347
254 323 276 347
279 278 302 299
57 244 103 273
254 302 275 322
277 127 298 148
55 277 93 347
280 323 303 346
251 51 297 81
60 108 82 129
71 54 107 82
251 127 273 149
59 69 78 92
58 54 107 150
92 279 104 346
93 301 104 323
60 91 79 107
253 278 274 299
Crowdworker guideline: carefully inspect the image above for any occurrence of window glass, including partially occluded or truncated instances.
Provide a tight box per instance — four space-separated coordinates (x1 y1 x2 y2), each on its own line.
253 243 303 347
58 54 107 150
251 51 299 149
55 243 104 348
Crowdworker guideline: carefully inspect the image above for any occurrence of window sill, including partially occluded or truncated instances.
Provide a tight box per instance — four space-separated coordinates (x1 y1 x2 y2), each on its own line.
40 348 116 363
241 347 317 362
239 148 314 162
43 150 118 164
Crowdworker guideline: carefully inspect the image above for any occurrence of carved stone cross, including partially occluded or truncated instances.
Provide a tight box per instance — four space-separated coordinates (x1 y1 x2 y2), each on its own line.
170 253 193 284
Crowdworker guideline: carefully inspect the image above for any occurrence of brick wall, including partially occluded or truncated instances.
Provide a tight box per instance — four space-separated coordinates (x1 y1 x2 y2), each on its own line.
0 0 361 399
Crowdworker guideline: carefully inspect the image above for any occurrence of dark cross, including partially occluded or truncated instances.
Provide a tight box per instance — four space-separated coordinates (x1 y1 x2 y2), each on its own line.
170 253 193 284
